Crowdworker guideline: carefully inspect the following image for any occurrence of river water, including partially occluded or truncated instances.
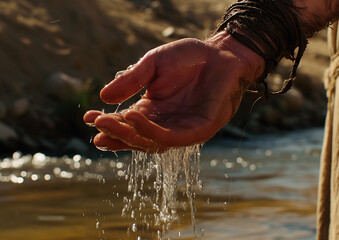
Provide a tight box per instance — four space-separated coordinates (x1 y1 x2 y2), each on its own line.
0 128 323 240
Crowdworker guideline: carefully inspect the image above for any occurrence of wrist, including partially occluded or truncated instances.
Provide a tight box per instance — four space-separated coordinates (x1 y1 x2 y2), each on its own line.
215 0 309 96
205 30 265 89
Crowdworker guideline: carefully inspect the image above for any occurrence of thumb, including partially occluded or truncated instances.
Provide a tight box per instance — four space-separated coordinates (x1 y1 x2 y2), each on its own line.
100 51 156 104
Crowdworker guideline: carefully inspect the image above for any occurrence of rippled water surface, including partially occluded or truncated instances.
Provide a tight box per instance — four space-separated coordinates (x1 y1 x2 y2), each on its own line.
0 128 323 240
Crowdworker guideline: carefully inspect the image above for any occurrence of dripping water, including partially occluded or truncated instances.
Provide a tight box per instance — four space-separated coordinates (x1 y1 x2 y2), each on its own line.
122 144 203 238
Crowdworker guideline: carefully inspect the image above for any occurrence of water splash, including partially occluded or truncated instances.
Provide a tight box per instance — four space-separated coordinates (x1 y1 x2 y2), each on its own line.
114 103 121 113
123 144 203 237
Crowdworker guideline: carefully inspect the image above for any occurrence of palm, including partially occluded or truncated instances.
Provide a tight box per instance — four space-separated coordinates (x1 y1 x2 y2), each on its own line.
84 34 263 152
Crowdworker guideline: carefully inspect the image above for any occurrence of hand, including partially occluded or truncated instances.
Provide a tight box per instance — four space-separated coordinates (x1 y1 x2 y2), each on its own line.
84 31 264 153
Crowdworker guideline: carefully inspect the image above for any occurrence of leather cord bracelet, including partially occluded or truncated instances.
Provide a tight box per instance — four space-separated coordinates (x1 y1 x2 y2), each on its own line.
216 0 308 97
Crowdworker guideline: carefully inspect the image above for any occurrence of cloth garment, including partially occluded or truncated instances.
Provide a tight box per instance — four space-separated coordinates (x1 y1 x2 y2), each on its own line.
316 21 339 240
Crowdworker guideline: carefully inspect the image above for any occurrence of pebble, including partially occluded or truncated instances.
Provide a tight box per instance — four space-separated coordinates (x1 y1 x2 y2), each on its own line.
280 88 304 113
162 26 175 38
0 121 17 143
12 98 29 116
45 72 83 100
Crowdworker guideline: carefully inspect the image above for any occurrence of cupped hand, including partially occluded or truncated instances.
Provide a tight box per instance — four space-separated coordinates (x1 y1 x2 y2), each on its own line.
84 31 264 153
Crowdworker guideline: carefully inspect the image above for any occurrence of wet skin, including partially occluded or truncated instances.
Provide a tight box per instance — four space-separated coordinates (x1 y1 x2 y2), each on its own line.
84 31 264 153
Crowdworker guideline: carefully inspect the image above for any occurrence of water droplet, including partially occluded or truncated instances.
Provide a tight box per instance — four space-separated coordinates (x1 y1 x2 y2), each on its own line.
114 103 121 113
96 146 108 152
236 157 243 164
132 223 137 232
96 221 101 229
210 159 218 167
197 180 203 190
116 162 124 169
12 151 22 159
265 150 273 156
115 70 126 78
85 159 92 165
73 154 81 162
31 174 38 181
201 228 205 239
86 122 95 127
225 162 234 169
117 170 125 177
241 161 248 168
44 174 51 181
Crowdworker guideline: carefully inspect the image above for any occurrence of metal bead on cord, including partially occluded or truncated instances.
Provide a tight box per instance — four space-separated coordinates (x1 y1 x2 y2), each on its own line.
216 0 308 98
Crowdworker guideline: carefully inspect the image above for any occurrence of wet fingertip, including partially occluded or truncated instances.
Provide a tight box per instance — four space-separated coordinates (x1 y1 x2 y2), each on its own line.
83 110 103 125
124 109 142 121
122 109 135 123
93 133 112 147
100 87 121 104
93 114 107 126
100 88 111 103
93 134 103 145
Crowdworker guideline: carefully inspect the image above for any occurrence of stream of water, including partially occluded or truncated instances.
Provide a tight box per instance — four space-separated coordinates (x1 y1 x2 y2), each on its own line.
0 128 323 239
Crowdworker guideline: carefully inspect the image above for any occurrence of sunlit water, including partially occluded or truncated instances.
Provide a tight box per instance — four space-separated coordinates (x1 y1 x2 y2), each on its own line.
0 128 323 240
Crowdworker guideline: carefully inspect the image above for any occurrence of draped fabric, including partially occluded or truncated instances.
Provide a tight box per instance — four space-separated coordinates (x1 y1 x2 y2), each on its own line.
317 21 339 240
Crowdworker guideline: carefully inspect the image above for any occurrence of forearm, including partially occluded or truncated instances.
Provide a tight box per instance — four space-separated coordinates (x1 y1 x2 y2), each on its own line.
208 0 339 95
295 0 339 37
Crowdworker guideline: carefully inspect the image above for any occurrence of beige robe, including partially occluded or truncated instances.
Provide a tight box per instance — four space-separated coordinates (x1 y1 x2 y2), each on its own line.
317 22 339 240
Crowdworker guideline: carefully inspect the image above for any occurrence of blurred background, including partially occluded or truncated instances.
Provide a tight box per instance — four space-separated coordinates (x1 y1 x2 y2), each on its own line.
0 0 328 155
0 0 329 239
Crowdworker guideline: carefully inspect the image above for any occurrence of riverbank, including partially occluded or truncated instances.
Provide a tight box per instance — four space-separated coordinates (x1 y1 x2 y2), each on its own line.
0 0 329 155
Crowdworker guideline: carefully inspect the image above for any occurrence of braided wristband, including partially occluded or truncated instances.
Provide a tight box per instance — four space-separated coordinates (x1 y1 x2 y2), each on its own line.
216 0 308 96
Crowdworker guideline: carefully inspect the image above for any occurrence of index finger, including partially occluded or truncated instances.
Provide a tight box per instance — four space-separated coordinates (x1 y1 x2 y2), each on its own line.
100 51 156 104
